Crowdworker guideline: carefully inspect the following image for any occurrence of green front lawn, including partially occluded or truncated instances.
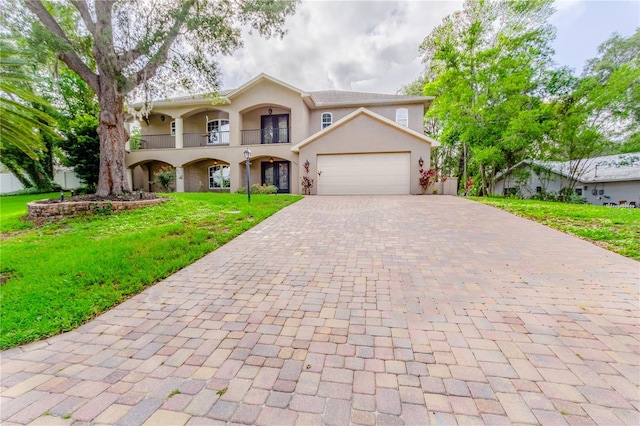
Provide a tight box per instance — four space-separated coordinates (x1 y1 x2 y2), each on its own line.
472 197 640 261
0 192 62 233
0 192 301 349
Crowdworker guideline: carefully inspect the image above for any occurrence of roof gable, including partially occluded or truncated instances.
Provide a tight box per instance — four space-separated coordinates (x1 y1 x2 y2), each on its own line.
291 107 440 153
227 73 309 99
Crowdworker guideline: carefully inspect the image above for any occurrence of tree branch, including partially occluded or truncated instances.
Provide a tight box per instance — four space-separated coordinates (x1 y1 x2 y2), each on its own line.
69 0 95 35
128 0 195 90
24 0 99 92
93 0 119 77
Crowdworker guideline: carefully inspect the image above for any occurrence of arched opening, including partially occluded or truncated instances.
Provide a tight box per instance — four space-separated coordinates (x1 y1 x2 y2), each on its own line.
183 158 231 192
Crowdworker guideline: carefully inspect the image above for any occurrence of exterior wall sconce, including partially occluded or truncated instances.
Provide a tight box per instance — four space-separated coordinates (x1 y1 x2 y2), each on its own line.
160 115 165 122
268 108 273 115
213 160 218 166
269 157 274 163
418 156 424 168
244 148 252 202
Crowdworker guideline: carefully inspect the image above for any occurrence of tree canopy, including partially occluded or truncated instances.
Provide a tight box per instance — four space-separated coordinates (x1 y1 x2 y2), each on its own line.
19 0 297 196
415 0 639 196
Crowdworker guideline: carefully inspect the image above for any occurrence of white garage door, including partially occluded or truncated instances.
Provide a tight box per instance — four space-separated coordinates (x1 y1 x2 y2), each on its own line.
317 153 410 195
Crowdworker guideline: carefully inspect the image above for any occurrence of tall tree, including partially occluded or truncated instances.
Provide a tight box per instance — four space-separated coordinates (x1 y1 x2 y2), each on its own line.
22 0 297 196
419 0 556 195
0 39 59 190
546 29 639 189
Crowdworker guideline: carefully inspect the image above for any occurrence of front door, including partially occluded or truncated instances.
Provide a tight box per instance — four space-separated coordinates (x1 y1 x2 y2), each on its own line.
261 114 289 144
261 161 290 193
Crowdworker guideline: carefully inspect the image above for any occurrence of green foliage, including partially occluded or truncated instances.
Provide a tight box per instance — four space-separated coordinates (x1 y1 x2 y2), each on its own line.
0 39 60 191
0 192 301 349
236 184 279 194
420 0 557 195
417 3 639 196
11 0 297 196
153 166 176 192
58 114 100 190
0 40 56 159
472 197 639 260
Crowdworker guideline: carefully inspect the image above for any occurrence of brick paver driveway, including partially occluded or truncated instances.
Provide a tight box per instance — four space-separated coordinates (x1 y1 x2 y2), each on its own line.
2 196 639 425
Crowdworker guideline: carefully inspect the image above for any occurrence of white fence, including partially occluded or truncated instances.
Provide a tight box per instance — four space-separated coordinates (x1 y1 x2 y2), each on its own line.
0 171 82 194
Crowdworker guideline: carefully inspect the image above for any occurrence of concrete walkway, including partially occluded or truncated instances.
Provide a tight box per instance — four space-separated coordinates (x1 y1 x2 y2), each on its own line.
1 196 638 425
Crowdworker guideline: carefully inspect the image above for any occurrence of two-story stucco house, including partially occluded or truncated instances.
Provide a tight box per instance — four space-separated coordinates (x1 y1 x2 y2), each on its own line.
126 74 440 195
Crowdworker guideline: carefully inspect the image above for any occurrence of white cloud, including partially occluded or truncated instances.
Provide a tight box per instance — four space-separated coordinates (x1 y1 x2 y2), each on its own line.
215 0 638 93
217 0 462 93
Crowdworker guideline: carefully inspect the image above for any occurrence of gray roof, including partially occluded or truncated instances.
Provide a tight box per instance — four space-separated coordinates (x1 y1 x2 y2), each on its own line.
309 90 432 106
502 153 640 183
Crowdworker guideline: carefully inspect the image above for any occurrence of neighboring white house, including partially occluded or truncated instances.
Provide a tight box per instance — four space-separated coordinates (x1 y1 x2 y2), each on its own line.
494 153 640 206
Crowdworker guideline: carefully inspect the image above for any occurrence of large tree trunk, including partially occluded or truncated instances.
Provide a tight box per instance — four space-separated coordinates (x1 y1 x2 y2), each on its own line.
96 80 129 197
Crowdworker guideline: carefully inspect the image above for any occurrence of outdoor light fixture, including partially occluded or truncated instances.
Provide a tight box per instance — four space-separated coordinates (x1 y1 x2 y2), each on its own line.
418 156 424 168
213 160 218 166
244 148 252 202
160 115 165 122
268 108 273 115
269 157 274 163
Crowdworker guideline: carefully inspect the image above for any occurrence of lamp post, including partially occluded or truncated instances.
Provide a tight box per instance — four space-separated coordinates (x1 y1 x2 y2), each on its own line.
243 148 252 202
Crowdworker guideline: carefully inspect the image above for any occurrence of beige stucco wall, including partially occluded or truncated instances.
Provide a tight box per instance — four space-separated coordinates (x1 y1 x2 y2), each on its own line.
309 104 424 134
297 114 432 195
230 79 309 144
127 144 299 194
128 78 435 195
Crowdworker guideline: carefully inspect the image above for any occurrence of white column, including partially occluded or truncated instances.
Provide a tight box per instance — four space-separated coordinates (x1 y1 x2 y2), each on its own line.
126 168 133 191
175 117 184 149
175 166 185 192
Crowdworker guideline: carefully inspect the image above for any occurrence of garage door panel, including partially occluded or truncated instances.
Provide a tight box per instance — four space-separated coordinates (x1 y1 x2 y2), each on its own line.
317 153 410 195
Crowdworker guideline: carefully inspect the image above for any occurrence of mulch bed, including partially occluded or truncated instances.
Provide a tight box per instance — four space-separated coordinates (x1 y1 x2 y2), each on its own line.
34 192 161 204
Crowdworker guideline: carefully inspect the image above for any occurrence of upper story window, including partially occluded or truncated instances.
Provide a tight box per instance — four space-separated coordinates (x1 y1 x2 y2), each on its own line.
207 119 230 145
321 112 333 129
396 108 408 127
170 121 176 136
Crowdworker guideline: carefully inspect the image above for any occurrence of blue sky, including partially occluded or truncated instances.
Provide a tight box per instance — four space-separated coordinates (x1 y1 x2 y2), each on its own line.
217 0 639 93
553 0 639 74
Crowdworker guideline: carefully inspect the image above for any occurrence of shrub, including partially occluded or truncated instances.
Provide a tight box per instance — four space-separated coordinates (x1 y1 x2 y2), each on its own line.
530 188 586 204
236 183 278 194
153 166 176 192
419 168 438 194
301 159 314 195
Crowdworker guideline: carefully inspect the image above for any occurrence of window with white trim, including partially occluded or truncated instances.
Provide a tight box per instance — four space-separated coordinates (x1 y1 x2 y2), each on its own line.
396 108 408 127
209 165 230 188
170 121 176 136
321 112 332 129
207 119 230 145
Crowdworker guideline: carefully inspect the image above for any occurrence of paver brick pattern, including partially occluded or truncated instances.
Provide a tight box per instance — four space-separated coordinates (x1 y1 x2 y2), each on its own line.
1 196 639 425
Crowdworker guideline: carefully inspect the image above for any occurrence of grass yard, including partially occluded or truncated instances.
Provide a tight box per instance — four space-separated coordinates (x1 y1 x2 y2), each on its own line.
0 192 301 349
472 197 640 261
0 192 62 233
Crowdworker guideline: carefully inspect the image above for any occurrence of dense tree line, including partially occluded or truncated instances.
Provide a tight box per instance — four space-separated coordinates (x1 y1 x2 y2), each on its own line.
407 0 639 195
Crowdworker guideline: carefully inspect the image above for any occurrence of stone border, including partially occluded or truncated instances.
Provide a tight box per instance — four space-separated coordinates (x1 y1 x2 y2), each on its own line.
27 198 167 221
